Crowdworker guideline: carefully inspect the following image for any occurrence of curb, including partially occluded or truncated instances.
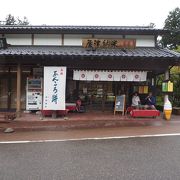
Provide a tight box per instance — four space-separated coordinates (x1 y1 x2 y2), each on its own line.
0 119 162 132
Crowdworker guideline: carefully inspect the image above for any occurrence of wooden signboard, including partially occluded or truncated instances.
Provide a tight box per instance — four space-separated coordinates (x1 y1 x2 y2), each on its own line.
114 95 126 115
82 39 136 49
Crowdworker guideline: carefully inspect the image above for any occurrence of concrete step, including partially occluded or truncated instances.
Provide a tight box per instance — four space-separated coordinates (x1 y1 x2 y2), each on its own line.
0 118 161 132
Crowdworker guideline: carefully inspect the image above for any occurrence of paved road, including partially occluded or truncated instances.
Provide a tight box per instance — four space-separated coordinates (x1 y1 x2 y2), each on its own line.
1 136 180 180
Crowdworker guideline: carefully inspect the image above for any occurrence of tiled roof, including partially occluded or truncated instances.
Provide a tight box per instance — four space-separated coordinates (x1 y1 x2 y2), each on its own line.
0 46 180 59
0 25 166 35
0 25 157 30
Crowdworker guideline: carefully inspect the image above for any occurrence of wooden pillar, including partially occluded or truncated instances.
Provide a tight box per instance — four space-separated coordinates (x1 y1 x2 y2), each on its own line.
164 69 169 103
151 74 156 95
61 34 64 46
16 63 22 117
76 81 79 98
102 83 106 112
152 75 157 95
8 67 11 110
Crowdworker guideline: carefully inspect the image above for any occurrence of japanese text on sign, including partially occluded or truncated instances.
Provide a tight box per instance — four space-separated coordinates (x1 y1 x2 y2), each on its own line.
52 71 59 104
82 39 136 49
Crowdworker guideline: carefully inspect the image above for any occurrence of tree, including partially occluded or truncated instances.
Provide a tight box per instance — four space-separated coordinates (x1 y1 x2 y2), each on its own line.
149 22 156 28
17 16 29 25
170 66 180 106
161 7 180 49
5 14 16 25
5 14 30 25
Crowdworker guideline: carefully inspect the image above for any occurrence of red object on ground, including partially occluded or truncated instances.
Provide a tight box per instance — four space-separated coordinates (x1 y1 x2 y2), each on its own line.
130 109 160 118
41 110 69 116
126 107 134 114
66 105 76 111
41 103 76 116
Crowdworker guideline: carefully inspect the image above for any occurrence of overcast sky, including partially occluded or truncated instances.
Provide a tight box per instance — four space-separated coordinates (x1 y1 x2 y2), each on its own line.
0 0 179 28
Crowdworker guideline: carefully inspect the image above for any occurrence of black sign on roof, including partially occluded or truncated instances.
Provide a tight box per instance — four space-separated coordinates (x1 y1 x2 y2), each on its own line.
0 38 7 49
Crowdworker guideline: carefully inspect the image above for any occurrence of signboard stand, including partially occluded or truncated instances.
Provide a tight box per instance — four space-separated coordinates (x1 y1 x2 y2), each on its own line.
43 66 67 110
52 111 57 119
114 95 126 115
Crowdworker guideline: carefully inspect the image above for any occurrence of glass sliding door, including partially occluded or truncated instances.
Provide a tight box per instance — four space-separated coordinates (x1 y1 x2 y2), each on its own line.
0 77 8 110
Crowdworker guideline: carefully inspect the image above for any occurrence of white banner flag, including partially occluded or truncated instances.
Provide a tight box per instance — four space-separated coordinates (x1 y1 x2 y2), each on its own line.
86 71 94 81
43 66 66 110
93 71 101 81
73 70 147 82
73 70 79 80
127 71 134 81
100 71 107 81
120 71 127 81
113 71 120 81
107 72 113 81
133 71 141 81
141 71 147 81
79 71 87 81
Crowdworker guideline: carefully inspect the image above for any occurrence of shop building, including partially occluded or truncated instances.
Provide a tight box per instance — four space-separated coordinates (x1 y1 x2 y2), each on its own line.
0 25 180 115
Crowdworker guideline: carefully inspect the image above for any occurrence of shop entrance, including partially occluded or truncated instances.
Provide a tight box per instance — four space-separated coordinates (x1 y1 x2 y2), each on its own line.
67 79 140 112
0 75 16 111
78 81 114 111
0 66 29 111
77 81 131 111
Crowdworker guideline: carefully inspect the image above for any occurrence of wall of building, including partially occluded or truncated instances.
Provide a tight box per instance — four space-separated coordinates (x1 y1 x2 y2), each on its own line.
5 34 32 45
1 33 156 47
34 34 62 45
126 35 155 47
64 34 92 46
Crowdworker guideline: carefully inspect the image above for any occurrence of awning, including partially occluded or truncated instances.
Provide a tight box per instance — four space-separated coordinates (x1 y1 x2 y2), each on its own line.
0 46 179 74
73 70 147 82
0 46 180 59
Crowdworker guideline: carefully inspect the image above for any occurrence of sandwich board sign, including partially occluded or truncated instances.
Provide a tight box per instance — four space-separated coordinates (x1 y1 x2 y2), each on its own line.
43 66 66 110
114 95 126 115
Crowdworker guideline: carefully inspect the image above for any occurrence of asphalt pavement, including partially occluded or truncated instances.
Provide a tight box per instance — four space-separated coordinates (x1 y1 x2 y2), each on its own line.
1 136 180 180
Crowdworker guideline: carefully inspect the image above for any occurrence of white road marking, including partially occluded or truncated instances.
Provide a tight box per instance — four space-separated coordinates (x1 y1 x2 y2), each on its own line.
1 133 180 144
